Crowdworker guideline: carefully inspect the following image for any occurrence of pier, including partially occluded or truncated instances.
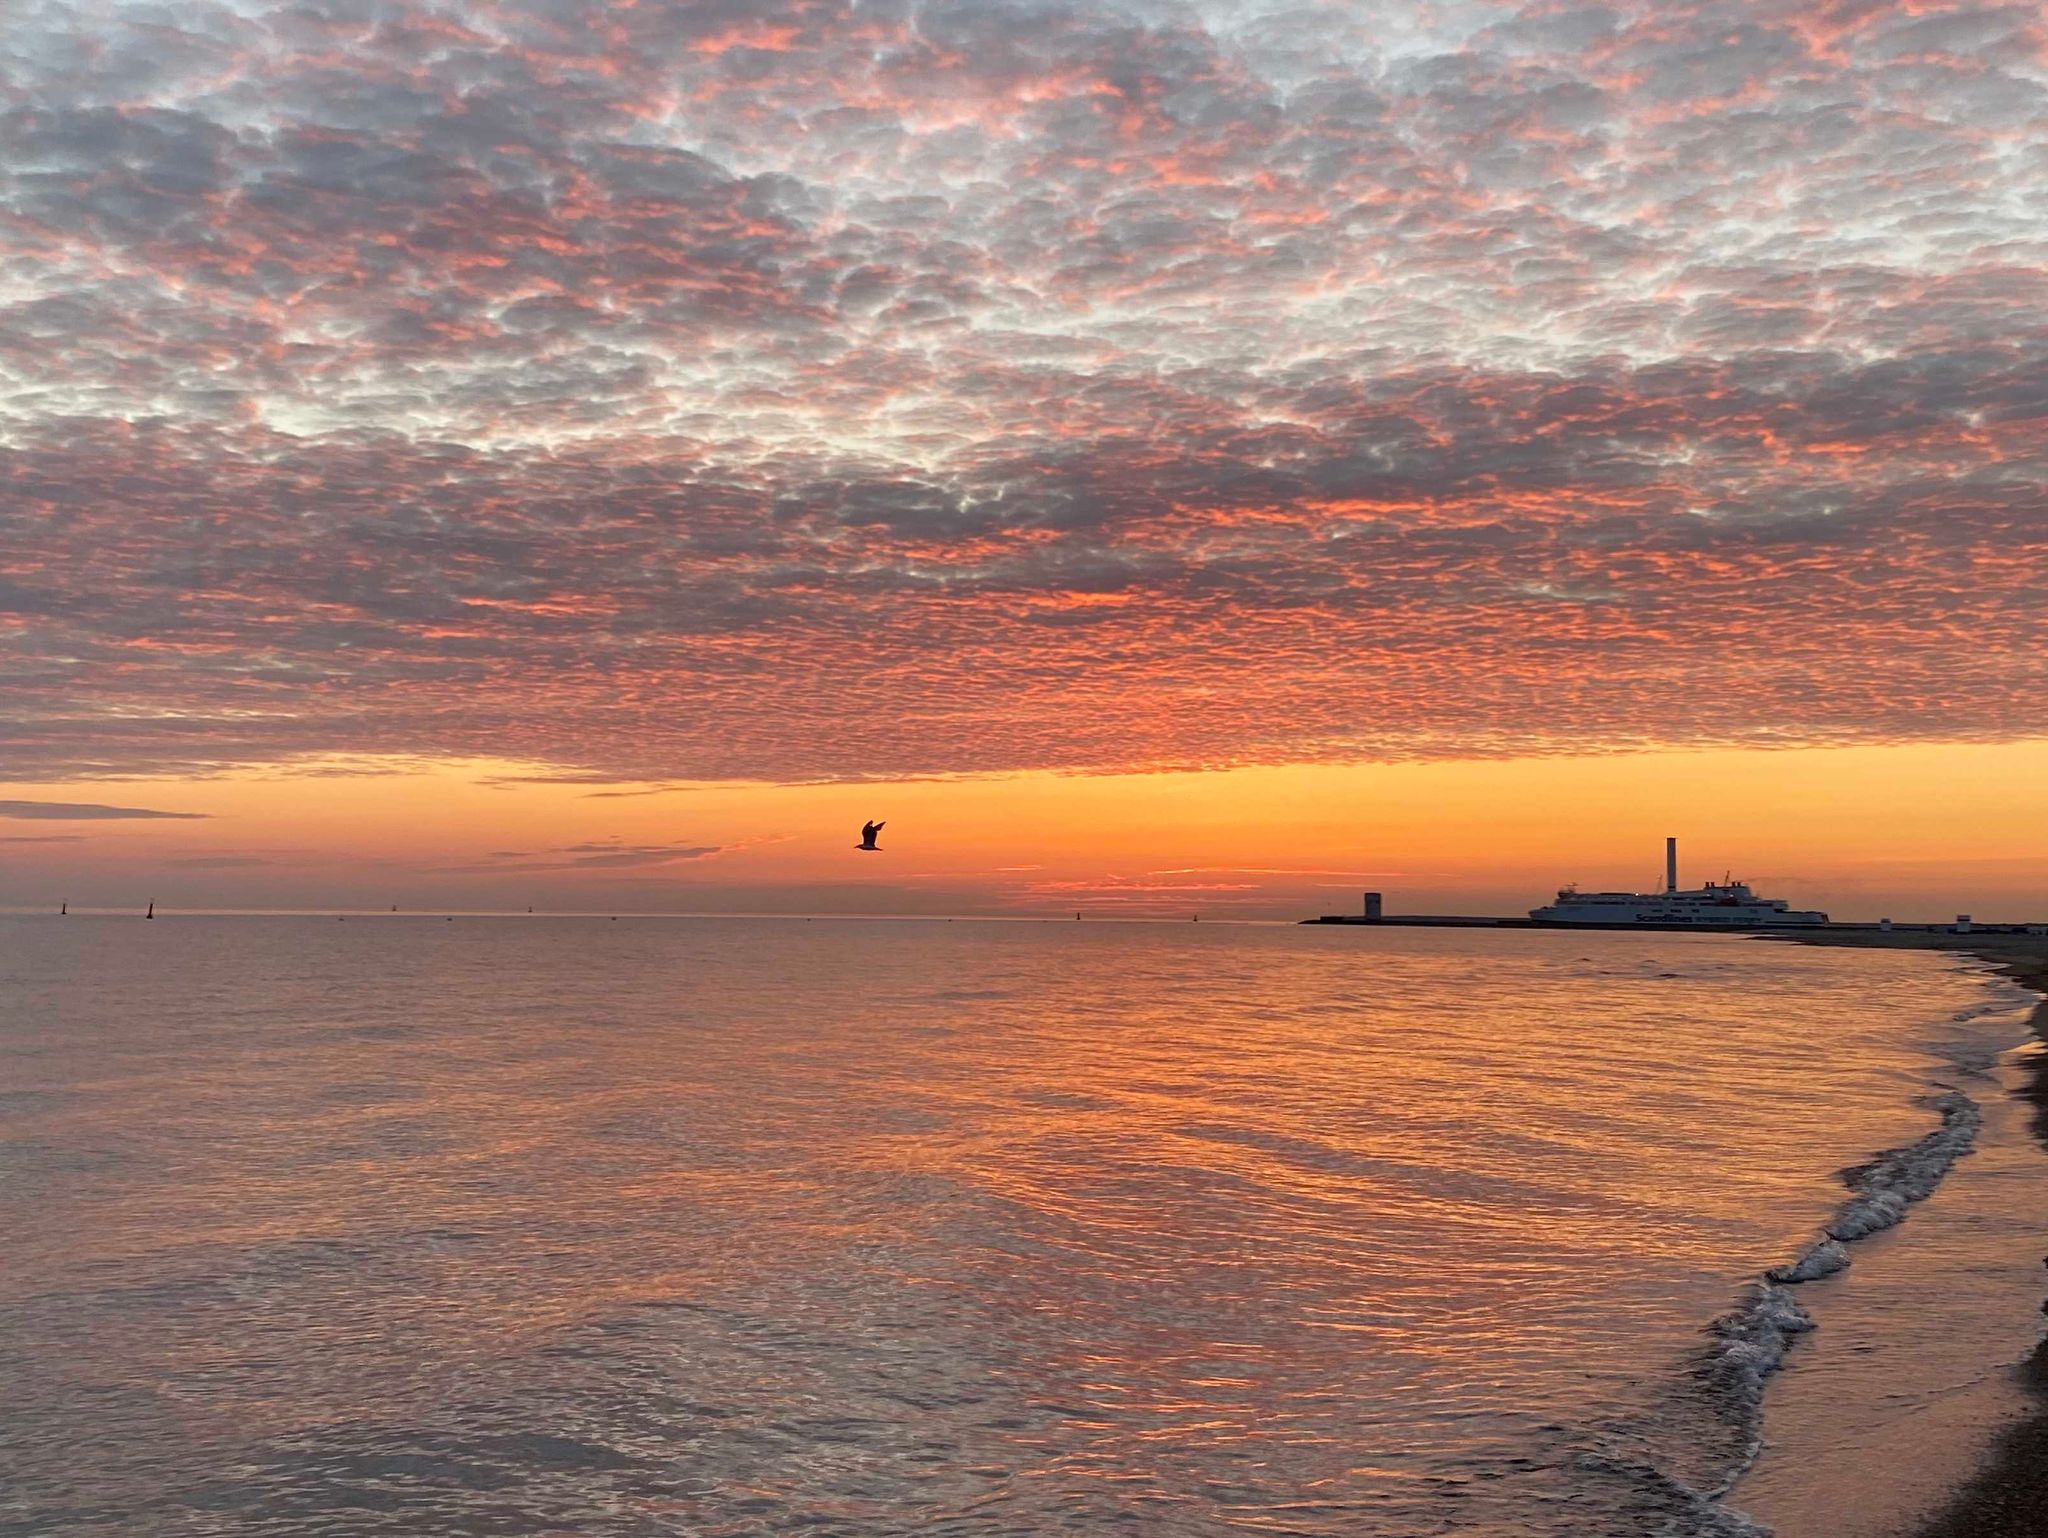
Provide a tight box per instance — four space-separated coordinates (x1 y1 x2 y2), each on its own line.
1306 842 2048 936
1305 913 2047 935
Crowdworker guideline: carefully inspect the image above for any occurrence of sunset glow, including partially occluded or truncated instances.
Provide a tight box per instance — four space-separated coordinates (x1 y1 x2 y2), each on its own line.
5 739 2046 917
4 0 2045 912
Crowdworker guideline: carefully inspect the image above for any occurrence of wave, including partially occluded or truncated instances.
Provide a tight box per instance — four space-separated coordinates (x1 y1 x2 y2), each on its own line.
1946 977 2042 1026
1576 1448 1777 1538
1764 1091 1981 1276
1683 964 2045 1529
1592 1066 2010 1535
1699 1090 1982 1517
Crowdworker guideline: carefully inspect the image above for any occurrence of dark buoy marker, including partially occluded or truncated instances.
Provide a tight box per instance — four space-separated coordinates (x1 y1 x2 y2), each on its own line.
146 901 154 920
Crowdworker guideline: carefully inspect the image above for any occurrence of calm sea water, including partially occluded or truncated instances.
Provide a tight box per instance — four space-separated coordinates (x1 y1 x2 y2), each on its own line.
0 917 2037 1537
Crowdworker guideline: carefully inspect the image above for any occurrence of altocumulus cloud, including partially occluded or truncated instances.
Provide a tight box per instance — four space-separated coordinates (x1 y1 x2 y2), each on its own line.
2 0 2045 782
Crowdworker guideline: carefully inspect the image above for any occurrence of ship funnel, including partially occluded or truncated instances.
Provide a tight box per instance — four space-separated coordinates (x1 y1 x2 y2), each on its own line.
1665 837 1678 893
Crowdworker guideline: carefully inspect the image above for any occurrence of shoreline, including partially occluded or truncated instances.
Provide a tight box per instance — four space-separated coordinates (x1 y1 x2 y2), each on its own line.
1764 930 2048 1538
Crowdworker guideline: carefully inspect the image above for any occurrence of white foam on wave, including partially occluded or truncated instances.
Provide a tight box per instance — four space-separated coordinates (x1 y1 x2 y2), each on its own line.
1946 976 2042 1026
1702 1283 1817 1459
1573 1282 1820 1530
1575 1447 1777 1538
1729 1089 1980 1392
1757 1090 1984 1281
1595 966 2043 1536
1764 1239 1849 1285
1825 1091 1981 1239
1615 1092 1988 1534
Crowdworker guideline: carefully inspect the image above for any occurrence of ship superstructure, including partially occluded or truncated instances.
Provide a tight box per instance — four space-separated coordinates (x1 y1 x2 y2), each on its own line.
1529 838 1827 928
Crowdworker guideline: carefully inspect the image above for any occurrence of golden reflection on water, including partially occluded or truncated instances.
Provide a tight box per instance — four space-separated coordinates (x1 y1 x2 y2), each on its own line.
0 917 2006 1536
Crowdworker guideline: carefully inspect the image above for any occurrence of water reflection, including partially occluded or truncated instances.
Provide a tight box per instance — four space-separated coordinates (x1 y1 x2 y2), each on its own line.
0 918 2003 1535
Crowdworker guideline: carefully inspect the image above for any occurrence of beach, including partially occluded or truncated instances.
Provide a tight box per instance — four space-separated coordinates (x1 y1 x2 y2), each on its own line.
1754 931 2048 1538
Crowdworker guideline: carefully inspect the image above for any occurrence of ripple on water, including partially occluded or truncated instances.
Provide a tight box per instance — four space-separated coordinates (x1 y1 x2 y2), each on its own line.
0 918 2026 1537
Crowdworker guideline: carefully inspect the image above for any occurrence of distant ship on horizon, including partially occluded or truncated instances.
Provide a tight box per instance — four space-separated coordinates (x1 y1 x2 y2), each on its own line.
1529 838 1828 928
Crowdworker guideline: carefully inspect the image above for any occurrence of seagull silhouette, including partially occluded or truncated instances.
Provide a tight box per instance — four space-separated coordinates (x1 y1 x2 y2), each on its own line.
857 819 885 851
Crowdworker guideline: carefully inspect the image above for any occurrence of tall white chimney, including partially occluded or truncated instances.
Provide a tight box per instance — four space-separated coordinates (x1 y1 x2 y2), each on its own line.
1666 837 1679 894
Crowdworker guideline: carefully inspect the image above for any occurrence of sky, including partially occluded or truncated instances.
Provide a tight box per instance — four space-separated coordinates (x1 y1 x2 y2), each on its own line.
2 0 2045 916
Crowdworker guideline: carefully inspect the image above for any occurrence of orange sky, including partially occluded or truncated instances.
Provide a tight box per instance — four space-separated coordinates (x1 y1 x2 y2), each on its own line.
9 0 2048 819
6 738 2044 920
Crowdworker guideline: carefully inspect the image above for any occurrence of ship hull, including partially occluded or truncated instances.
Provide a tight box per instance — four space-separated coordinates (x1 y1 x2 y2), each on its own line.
1528 903 1828 927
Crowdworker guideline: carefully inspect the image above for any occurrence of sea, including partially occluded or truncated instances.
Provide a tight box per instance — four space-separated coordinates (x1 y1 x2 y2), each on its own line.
0 916 2041 1538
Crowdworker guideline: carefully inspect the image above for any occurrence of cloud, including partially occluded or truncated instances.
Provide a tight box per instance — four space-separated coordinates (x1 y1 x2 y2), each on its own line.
0 800 209 821
453 839 728 872
1 0 2044 782
1146 867 1409 879
553 840 727 867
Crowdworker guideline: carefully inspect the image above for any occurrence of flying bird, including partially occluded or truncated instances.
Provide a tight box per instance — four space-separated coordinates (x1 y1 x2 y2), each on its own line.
857 820 885 851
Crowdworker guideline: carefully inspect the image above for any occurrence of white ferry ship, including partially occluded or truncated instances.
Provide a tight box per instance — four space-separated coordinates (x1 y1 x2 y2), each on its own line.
1529 839 1828 927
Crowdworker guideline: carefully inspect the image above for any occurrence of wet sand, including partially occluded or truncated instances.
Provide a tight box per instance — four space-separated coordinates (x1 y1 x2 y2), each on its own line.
1772 931 2048 1538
